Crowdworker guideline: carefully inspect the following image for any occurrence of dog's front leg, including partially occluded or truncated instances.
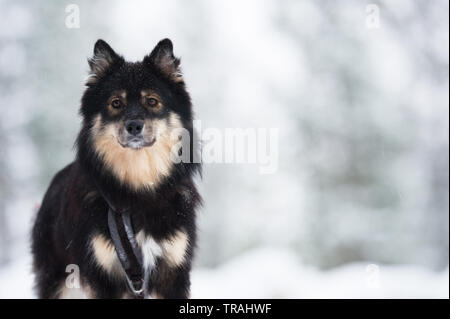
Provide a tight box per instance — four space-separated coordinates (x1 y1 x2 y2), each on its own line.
148 261 191 299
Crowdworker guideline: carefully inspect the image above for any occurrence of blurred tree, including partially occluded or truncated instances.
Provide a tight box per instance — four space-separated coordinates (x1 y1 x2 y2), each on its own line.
23 0 110 189
279 0 449 269
0 130 9 265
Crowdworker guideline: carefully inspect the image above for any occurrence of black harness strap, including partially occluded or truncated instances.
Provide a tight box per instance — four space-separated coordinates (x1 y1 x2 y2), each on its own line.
107 208 145 298
121 212 143 263
93 180 146 298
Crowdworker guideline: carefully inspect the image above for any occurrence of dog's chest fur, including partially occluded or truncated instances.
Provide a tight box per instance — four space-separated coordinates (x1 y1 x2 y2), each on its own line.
91 228 189 280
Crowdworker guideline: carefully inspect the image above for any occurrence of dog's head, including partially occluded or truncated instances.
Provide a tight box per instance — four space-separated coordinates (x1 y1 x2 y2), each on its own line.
79 39 194 190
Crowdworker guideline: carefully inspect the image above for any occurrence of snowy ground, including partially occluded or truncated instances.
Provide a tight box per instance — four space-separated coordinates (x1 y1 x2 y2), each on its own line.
0 247 448 299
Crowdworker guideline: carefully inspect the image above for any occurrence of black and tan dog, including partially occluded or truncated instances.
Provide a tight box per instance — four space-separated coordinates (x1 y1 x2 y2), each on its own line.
31 39 201 298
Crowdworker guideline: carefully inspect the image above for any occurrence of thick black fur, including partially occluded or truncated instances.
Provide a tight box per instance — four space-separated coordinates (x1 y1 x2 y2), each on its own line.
31 39 201 299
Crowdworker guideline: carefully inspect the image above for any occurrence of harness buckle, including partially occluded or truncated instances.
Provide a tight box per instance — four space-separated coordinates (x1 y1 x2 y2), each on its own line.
126 276 144 297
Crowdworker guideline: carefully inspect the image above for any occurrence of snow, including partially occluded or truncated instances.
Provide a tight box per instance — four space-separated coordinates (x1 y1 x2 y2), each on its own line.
0 255 34 299
1 247 447 299
191 248 449 299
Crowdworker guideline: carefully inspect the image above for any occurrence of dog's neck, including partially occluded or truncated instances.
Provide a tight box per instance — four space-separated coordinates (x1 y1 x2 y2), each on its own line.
94 135 175 191
89 114 182 192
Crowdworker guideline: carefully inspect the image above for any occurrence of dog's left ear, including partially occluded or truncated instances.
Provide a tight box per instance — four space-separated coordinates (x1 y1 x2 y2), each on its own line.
144 39 183 83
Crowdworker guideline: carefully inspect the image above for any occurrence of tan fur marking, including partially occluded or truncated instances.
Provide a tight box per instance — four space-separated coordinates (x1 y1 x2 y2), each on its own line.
59 287 87 299
162 230 189 267
91 234 123 278
173 75 184 83
107 90 127 115
141 89 160 98
140 90 163 112
58 282 94 299
92 113 184 190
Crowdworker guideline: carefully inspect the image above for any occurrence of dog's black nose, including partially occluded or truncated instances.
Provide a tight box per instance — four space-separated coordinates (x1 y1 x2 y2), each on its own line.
125 120 144 136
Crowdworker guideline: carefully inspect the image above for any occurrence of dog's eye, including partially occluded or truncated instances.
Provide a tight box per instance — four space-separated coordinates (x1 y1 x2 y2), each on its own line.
111 98 122 109
147 97 159 107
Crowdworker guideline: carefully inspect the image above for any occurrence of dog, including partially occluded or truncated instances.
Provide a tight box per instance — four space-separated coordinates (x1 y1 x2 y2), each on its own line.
31 39 201 299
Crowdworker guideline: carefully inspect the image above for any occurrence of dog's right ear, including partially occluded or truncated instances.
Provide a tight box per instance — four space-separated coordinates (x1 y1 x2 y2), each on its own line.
87 39 121 84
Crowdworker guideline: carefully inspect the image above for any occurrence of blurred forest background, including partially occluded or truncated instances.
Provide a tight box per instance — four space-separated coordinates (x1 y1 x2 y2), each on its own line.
0 0 448 297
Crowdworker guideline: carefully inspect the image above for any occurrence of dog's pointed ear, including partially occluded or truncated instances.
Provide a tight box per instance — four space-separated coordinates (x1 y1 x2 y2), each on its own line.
87 39 121 84
144 39 183 83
